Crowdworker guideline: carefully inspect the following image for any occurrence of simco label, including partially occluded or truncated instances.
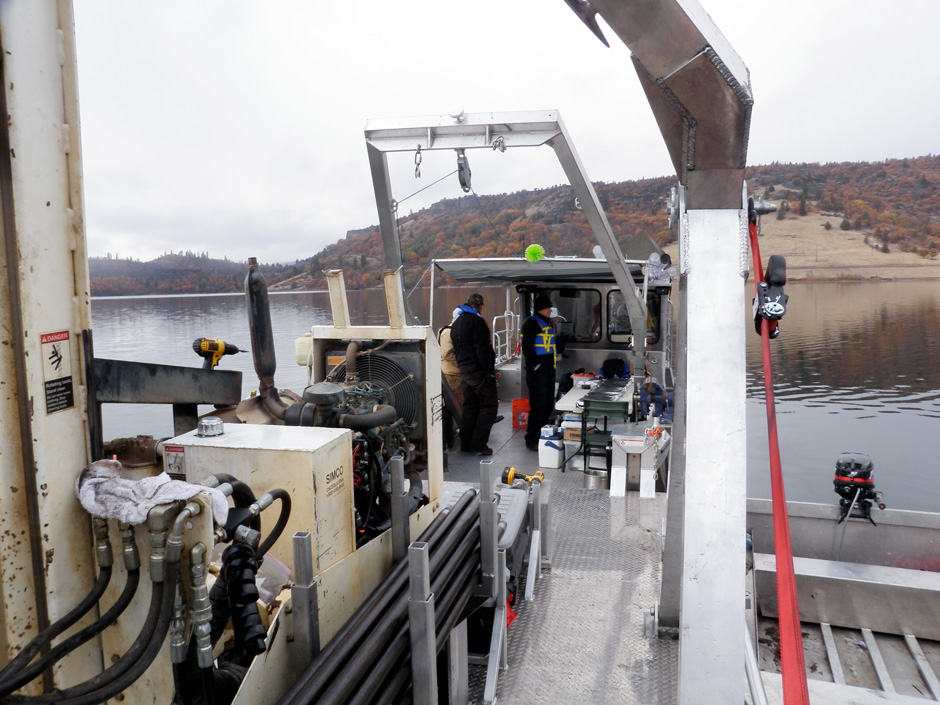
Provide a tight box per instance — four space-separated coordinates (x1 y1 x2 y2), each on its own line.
325 464 345 498
41 331 74 414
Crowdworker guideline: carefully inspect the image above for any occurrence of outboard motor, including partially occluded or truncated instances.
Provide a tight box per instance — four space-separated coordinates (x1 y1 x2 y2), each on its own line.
834 452 885 525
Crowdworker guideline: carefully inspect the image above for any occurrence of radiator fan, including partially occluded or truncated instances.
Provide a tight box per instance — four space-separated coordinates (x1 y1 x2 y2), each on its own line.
329 354 421 428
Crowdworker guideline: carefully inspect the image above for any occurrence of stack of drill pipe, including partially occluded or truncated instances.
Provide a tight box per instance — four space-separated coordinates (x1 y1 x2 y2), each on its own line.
277 488 483 705
326 526 481 705
358 543 481 705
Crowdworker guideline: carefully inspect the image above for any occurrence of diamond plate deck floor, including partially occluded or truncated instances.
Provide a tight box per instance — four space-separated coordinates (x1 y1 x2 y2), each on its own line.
446 403 678 704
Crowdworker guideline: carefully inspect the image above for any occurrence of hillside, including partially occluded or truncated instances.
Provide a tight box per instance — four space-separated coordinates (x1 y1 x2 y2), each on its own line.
89 155 940 296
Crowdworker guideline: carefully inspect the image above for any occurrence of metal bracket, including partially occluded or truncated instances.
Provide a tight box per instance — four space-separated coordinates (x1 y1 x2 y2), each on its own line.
391 455 410 562
408 541 439 705
291 531 319 674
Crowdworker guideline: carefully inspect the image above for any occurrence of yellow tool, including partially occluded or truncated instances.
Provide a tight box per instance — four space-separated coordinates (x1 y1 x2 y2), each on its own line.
501 466 544 485
192 337 242 370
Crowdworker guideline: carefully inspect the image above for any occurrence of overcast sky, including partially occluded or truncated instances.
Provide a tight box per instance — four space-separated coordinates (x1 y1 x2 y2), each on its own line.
72 1 940 264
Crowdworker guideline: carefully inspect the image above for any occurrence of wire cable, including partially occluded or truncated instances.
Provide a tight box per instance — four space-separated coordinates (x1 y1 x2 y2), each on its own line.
469 188 523 257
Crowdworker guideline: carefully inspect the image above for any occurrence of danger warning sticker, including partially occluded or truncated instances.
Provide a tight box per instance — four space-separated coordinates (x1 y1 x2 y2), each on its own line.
41 330 74 414
163 446 186 478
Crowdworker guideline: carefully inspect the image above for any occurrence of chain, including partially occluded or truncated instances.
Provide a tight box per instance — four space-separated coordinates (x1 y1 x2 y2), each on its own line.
414 144 422 179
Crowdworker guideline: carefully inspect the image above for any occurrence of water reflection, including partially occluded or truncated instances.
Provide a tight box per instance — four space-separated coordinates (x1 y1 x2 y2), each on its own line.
91 280 940 512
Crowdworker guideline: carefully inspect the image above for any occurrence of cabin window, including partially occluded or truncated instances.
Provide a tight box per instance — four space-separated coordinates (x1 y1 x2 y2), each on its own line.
607 290 633 344
607 290 663 345
531 288 601 344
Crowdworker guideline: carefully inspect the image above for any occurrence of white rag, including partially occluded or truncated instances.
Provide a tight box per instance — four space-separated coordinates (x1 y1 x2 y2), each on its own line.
75 459 229 527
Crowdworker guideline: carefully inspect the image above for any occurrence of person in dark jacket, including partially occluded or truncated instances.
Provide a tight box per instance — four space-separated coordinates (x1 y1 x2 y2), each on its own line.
450 293 498 455
521 294 557 451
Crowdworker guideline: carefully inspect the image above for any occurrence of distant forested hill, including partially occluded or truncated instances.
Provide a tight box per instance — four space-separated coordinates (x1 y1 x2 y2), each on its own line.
89 155 940 296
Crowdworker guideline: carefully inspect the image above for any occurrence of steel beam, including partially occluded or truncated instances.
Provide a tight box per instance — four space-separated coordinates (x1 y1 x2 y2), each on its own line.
677 206 747 703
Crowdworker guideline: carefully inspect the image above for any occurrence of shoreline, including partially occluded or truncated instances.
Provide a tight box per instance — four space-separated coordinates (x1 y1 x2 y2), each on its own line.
662 210 940 282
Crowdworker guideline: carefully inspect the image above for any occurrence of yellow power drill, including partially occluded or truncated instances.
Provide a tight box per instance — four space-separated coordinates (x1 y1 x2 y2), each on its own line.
192 337 242 370
501 466 544 485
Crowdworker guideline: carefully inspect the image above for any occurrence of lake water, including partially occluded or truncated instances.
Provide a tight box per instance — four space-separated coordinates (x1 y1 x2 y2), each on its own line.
91 280 940 513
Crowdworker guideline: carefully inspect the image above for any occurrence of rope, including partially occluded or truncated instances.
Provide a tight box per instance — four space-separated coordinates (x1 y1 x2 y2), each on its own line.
749 217 809 705
469 189 523 257
396 169 458 206
405 263 432 300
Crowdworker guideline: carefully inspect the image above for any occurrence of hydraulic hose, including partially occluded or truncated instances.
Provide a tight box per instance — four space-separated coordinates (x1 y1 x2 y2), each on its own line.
255 488 291 559
208 473 261 533
0 570 140 696
276 490 477 705
2 567 175 704
0 567 112 686
337 404 398 431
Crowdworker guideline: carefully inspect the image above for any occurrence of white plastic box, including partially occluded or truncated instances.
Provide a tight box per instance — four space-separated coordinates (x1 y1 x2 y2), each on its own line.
539 436 565 469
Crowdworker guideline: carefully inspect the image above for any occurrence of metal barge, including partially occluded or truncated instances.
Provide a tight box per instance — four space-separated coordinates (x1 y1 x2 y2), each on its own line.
2 2 940 704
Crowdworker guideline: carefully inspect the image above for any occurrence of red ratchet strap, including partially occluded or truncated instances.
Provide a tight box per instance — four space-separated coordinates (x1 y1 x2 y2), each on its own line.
748 217 810 705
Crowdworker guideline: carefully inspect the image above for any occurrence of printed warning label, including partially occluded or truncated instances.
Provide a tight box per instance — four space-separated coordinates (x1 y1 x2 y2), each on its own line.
41 331 74 414
164 446 186 478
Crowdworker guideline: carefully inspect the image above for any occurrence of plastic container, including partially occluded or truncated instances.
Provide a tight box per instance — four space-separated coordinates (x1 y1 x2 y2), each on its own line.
512 398 530 429
539 436 564 469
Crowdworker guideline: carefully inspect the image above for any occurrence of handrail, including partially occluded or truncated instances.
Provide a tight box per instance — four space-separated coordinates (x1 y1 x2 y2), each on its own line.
491 310 519 364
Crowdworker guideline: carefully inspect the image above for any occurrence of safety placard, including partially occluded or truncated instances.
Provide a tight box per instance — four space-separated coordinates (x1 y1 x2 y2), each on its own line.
41 330 74 414
163 445 186 478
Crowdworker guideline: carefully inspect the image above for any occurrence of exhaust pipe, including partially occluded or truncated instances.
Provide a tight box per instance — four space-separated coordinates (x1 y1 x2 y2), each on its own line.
245 257 287 419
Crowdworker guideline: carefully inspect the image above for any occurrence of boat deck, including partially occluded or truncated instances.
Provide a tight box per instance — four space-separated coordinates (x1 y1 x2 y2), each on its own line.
444 402 678 704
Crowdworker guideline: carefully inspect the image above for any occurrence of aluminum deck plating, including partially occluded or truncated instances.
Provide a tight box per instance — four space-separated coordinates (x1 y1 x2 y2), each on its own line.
445 403 677 703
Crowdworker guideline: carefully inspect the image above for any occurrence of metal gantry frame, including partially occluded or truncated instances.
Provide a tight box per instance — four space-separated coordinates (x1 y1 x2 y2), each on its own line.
365 110 650 371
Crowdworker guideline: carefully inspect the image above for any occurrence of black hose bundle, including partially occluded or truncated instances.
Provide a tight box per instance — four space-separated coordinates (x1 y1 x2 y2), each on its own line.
3 563 179 705
0 569 140 697
0 566 112 693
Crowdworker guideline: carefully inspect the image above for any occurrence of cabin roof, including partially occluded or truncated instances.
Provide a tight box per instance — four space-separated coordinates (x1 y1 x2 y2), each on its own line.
431 257 645 285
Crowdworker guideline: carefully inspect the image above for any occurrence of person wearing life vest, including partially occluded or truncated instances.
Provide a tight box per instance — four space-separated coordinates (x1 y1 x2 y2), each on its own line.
450 293 499 456
521 293 556 451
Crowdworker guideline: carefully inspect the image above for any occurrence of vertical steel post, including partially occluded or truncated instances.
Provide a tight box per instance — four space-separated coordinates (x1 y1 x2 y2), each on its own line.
479 460 498 599
408 541 438 705
525 480 542 600
483 549 509 705
391 455 410 562
446 620 469 705
291 531 319 674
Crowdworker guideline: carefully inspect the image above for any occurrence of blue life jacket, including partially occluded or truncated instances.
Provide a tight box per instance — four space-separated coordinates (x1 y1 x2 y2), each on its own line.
525 314 556 366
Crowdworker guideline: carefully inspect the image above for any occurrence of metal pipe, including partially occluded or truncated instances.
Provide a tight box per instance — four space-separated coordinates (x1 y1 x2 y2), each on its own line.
355 547 480 705
278 490 477 705
315 525 481 705
245 257 277 392
345 341 361 383
744 622 770 705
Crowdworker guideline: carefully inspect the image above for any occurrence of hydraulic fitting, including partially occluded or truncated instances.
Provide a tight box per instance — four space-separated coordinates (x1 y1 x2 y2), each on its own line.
189 543 214 669
119 522 140 572
93 516 114 568
169 585 188 664
148 501 184 582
